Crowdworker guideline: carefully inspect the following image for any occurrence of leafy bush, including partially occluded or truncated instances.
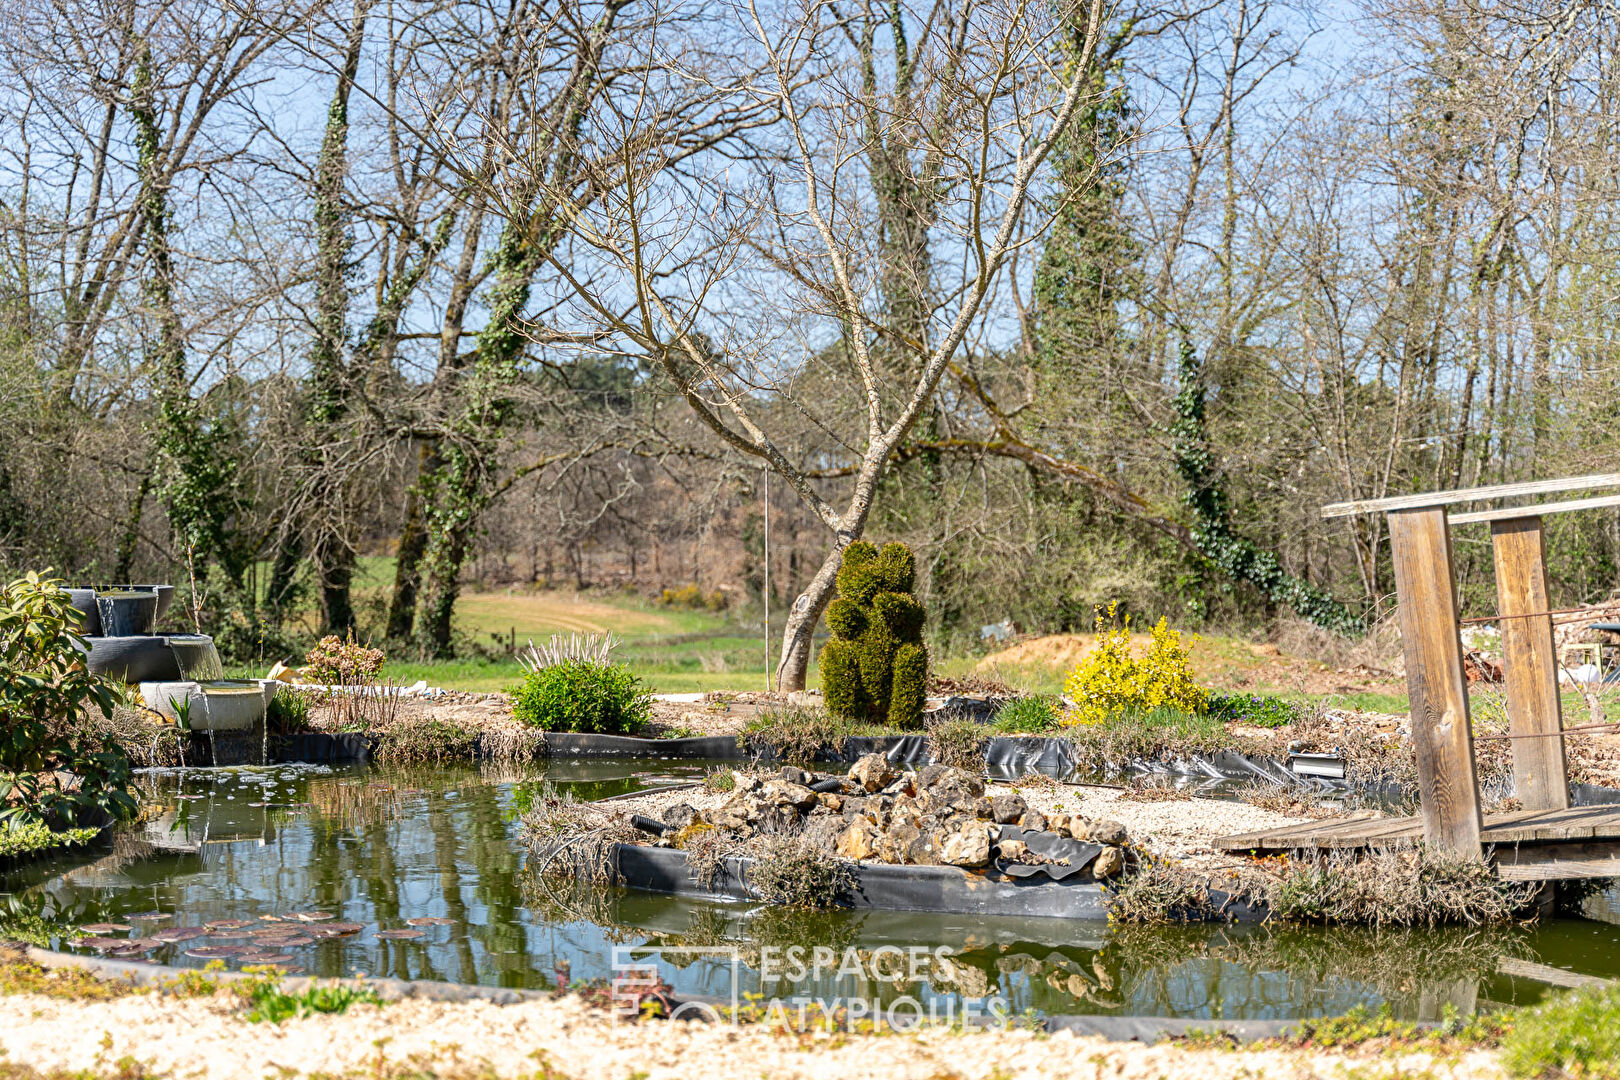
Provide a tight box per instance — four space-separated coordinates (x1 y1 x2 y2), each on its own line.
0 571 135 829
1502 985 1620 1079
511 658 651 734
303 631 385 685
818 541 930 729
1206 691 1301 727
992 695 1060 732
658 583 727 610
1062 603 1205 725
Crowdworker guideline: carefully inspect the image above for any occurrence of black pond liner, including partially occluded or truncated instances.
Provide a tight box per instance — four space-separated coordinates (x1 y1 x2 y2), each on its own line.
18 946 1315 1041
587 843 1267 923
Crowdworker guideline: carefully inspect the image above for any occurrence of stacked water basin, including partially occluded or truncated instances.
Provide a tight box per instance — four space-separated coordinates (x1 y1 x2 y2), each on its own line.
67 584 276 737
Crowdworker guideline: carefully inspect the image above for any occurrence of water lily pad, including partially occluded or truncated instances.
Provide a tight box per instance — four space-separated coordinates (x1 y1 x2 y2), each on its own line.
206 932 254 941
287 911 335 922
70 936 129 951
405 917 454 927
79 923 133 933
375 929 425 940
127 912 170 922
185 946 249 959
319 922 365 935
253 934 315 948
153 926 209 942
239 953 296 964
205 919 254 930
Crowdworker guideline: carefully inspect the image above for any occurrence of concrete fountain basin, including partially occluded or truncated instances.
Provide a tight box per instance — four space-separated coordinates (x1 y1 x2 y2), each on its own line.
139 679 278 733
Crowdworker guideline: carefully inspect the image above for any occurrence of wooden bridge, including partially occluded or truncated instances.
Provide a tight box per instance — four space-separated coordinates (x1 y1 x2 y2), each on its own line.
1214 474 1620 882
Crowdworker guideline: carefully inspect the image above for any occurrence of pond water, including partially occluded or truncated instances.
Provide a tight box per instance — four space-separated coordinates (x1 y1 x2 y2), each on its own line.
7 758 1620 1022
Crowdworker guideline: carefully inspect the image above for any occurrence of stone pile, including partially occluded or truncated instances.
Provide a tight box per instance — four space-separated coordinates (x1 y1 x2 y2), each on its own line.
655 752 1130 881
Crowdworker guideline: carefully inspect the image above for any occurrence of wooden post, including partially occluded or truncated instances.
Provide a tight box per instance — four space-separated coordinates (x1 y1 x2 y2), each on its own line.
1491 516 1569 810
1390 507 1483 857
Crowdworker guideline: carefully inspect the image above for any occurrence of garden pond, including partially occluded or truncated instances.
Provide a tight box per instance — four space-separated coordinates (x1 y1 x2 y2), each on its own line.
6 758 1620 1022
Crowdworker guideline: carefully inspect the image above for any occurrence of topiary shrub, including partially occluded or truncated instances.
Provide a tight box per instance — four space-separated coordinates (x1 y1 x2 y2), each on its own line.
511 658 651 734
818 541 929 729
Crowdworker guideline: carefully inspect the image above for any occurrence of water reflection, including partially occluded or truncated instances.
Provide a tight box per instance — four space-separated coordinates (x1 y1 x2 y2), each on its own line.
4 760 1620 1019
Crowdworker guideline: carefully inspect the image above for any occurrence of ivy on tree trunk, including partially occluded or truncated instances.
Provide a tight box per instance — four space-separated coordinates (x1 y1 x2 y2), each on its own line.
1169 337 1362 636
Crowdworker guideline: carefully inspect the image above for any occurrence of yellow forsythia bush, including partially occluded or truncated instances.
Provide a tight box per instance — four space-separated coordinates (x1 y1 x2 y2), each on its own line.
1062 603 1207 725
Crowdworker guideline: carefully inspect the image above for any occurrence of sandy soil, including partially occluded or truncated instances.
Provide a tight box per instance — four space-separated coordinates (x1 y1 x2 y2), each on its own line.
0 988 1505 1080
976 633 1406 698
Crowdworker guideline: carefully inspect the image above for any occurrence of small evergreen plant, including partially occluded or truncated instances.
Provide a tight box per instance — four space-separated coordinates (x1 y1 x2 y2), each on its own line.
818 541 929 729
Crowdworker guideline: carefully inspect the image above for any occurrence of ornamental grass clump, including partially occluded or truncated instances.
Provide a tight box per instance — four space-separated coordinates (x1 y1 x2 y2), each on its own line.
817 541 929 729
1062 603 1205 725
511 635 650 735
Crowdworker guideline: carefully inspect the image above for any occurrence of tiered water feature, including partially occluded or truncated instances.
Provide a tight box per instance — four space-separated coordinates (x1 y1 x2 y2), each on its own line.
68 584 277 764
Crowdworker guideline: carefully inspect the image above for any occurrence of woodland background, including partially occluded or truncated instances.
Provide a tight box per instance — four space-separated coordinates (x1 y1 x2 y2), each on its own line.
3 0 1618 680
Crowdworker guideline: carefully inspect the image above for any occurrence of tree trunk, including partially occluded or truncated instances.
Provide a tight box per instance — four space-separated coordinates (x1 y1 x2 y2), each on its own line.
305 0 369 635
775 534 852 691
386 442 435 640
314 533 356 635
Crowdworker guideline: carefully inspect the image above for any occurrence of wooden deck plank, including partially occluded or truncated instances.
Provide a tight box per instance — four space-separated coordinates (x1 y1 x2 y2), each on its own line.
1214 805 1620 857
1494 841 1620 881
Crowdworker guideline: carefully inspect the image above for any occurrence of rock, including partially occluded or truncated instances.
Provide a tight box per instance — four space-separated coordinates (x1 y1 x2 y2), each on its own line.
916 765 984 800
1048 812 1071 836
1066 973 1091 998
708 801 752 831
779 765 813 786
663 803 700 829
836 819 879 860
1089 820 1129 846
1066 816 1094 841
816 792 844 812
940 821 996 868
732 772 761 793
1091 846 1124 879
880 822 922 863
905 832 940 865
1018 809 1048 832
849 753 899 793
997 838 1029 862
762 780 818 810
990 793 1026 824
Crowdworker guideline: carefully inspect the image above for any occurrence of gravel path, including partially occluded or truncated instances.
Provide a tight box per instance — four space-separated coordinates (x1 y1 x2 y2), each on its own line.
0 990 1504 1080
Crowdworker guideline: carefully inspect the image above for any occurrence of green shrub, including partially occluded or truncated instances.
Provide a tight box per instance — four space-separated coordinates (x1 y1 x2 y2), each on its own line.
818 541 929 729
1502 985 1620 1079
511 659 651 734
1206 691 1301 727
992 695 1060 733
0 571 134 830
